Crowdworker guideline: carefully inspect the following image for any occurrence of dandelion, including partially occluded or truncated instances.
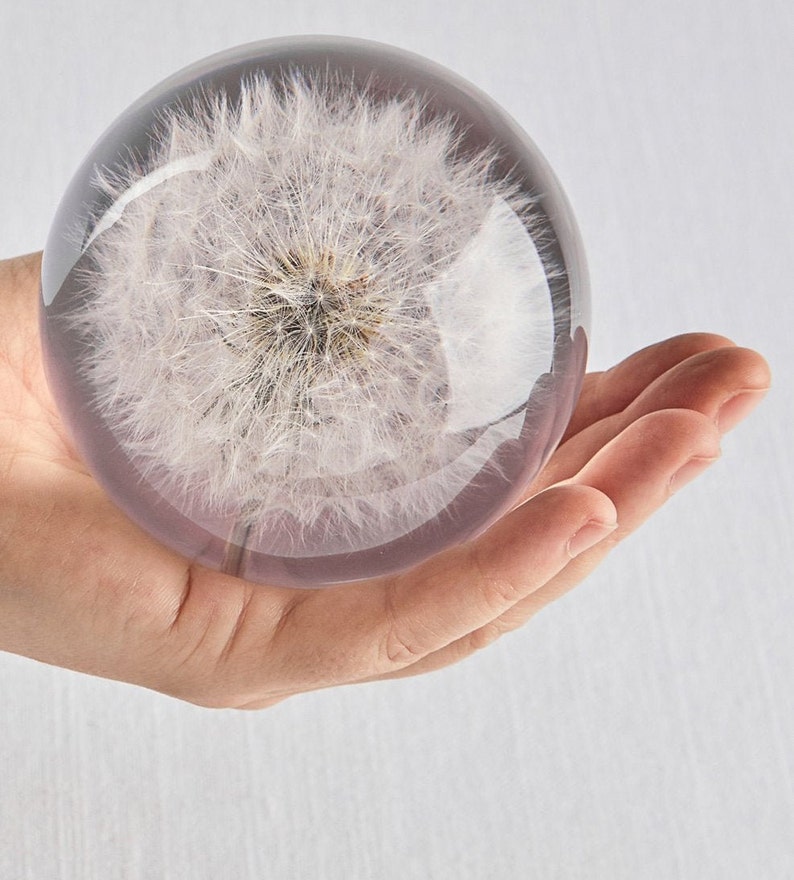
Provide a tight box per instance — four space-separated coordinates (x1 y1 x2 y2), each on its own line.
44 42 582 585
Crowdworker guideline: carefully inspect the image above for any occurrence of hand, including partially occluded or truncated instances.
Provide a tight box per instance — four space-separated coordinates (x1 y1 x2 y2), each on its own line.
0 252 771 709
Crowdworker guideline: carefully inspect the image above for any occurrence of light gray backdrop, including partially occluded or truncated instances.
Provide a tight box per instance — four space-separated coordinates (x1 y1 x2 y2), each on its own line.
1 1 792 878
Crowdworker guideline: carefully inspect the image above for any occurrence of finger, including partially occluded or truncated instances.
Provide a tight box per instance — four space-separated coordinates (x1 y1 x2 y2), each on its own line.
487 408 723 633
368 407 720 680
563 332 736 442
534 345 770 494
259 483 618 690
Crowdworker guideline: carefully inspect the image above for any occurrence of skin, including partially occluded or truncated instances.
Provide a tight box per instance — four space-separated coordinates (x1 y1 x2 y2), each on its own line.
0 252 771 709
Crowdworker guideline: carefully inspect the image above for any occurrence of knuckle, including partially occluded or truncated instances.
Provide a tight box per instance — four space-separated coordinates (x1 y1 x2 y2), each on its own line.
470 544 524 614
381 623 426 667
376 590 427 671
377 585 428 670
467 606 529 653
638 407 712 437
467 620 506 652
479 574 523 614
468 594 543 653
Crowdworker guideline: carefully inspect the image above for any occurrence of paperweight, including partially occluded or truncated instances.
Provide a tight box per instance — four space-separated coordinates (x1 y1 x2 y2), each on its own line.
41 36 589 587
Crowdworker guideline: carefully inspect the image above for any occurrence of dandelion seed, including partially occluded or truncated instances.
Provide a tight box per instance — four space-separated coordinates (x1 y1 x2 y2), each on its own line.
41 37 589 587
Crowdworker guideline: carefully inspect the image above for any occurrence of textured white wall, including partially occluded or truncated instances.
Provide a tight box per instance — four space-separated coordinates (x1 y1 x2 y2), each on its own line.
1 1 792 877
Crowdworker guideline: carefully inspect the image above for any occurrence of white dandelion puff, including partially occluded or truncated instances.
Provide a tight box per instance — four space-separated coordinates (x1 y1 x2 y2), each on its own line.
44 44 583 585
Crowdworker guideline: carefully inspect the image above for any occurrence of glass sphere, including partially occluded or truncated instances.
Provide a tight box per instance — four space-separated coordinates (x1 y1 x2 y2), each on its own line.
41 36 589 588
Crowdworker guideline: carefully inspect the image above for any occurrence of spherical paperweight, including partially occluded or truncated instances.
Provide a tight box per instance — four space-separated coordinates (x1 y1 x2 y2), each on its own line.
40 36 589 588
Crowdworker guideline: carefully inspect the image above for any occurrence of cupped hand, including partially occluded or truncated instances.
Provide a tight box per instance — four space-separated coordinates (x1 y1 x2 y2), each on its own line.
0 252 771 708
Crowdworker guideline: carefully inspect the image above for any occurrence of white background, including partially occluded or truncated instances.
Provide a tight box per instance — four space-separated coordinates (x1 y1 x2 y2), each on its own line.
1 1 792 877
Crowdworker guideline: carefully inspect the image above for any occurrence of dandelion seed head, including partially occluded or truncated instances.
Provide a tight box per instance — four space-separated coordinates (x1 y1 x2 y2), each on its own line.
43 38 587 585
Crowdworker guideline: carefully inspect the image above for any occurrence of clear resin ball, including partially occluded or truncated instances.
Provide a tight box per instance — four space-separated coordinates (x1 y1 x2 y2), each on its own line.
41 36 589 587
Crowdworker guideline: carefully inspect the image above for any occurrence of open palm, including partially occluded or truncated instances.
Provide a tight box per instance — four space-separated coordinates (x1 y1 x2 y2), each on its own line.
0 252 770 708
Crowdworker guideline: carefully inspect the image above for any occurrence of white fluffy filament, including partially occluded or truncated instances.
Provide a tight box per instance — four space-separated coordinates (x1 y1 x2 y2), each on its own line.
71 70 555 556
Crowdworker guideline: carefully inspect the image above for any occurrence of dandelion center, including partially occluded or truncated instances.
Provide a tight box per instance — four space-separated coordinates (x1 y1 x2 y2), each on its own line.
246 248 381 368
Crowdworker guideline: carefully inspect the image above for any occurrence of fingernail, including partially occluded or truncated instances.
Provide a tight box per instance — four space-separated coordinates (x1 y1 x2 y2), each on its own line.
716 388 769 434
567 519 618 558
669 454 720 494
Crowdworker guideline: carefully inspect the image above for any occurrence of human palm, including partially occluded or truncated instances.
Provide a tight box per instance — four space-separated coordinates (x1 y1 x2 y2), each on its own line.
0 252 770 708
